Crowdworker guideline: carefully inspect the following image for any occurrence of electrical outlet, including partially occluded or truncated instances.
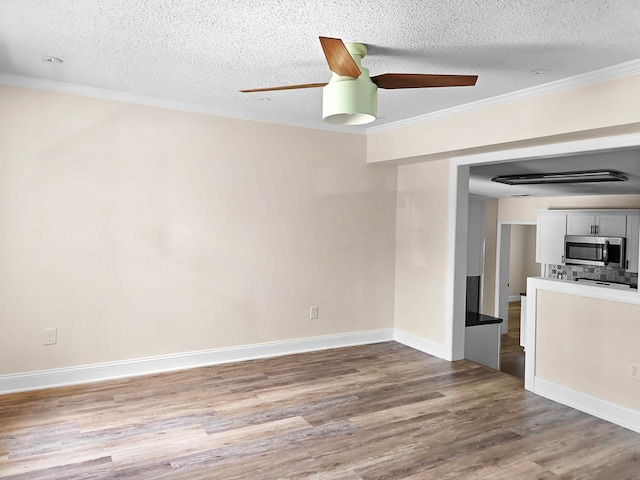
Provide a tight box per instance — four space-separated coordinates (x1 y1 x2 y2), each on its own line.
45 328 57 345
310 306 318 320
630 361 640 381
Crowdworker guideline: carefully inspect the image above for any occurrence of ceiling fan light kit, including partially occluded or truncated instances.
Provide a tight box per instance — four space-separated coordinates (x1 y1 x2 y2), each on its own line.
322 43 377 125
240 36 478 126
322 78 377 125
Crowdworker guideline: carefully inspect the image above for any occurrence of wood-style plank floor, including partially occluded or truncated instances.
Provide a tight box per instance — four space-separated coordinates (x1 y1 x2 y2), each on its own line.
2 342 640 479
500 301 525 381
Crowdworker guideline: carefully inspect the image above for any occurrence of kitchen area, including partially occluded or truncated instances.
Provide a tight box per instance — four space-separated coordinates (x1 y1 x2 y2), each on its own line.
464 202 639 372
536 209 639 290
462 142 640 434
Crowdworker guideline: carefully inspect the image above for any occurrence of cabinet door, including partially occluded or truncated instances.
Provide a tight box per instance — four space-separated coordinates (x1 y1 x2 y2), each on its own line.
566 215 595 235
596 214 627 237
626 215 639 273
536 214 567 264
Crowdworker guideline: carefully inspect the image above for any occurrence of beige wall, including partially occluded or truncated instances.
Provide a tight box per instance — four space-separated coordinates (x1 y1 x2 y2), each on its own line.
367 74 640 164
536 290 640 411
394 159 449 343
0 85 398 375
4 62 640 402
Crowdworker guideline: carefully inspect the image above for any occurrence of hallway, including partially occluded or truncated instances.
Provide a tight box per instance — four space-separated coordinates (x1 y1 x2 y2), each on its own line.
500 301 525 381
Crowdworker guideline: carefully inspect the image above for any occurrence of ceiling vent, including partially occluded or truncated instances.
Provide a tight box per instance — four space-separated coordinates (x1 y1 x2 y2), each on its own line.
491 170 629 186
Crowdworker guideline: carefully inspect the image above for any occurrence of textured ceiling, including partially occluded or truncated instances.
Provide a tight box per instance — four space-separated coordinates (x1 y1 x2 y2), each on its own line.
1 1 640 133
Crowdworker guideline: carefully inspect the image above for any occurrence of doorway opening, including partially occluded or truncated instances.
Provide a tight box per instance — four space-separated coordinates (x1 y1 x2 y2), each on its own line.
444 132 640 392
496 222 539 381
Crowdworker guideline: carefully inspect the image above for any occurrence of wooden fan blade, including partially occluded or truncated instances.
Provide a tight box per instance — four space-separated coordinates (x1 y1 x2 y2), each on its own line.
240 83 327 93
371 73 478 89
319 36 361 78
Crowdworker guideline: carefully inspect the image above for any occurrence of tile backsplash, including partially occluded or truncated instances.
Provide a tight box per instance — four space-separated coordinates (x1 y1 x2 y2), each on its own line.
546 263 638 288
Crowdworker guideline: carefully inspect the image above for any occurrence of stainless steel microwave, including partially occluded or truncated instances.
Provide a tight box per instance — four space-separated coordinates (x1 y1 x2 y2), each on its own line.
564 235 626 268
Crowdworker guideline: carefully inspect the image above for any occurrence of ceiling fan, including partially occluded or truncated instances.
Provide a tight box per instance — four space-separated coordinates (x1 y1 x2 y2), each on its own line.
241 36 478 126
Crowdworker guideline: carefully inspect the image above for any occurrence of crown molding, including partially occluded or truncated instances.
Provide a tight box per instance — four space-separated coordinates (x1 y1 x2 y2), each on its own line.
2 57 640 138
366 58 640 135
0 73 367 136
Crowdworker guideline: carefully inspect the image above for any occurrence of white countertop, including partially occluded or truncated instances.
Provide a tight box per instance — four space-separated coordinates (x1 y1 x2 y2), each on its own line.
528 277 640 304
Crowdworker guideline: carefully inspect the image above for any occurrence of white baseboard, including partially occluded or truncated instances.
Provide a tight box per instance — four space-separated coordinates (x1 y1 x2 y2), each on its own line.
534 376 640 434
7 330 638 435
0 329 394 395
508 295 522 302
393 329 447 360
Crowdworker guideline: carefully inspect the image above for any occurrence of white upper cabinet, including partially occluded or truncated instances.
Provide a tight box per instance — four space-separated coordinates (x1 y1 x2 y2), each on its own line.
566 214 627 236
598 215 628 237
566 215 594 235
536 213 567 265
537 209 640 269
626 214 640 273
